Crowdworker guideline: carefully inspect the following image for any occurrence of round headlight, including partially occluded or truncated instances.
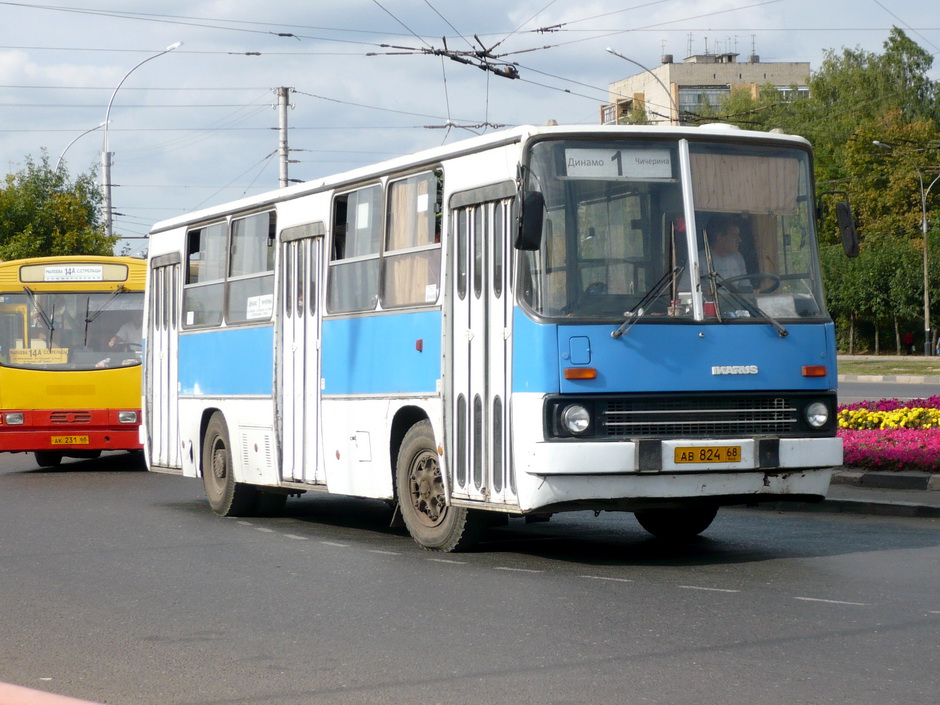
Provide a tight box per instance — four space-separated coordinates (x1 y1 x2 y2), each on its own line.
805 401 829 428
561 404 591 435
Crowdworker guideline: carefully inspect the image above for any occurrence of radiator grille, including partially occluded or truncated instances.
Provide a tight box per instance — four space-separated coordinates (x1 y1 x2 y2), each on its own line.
602 396 798 437
50 411 92 424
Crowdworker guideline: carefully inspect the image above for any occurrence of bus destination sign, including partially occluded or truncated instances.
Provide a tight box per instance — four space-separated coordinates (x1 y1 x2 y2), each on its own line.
43 265 104 282
564 148 673 179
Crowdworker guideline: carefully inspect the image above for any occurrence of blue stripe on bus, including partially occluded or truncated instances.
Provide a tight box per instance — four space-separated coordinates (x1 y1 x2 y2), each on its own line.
178 326 274 396
512 310 837 394
321 310 443 395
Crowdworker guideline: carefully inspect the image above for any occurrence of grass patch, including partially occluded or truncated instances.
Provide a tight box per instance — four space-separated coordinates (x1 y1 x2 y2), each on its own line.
837 359 940 376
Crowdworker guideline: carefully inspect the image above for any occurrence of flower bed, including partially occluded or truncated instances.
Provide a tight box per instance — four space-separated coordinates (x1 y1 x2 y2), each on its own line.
838 396 940 471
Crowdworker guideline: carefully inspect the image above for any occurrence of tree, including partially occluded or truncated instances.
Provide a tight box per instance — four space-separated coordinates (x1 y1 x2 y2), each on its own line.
786 27 939 192
0 151 116 259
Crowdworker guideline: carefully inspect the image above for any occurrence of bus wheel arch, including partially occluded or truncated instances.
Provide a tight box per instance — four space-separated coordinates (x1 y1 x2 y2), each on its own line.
201 410 258 516
394 418 481 552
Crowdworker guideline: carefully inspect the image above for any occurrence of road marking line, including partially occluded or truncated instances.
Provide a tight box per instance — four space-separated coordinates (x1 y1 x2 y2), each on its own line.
678 585 740 593
580 575 634 583
283 534 307 540
494 567 542 573
236 521 253 526
794 597 868 606
428 558 466 564
255 527 274 533
366 549 401 555
320 541 348 547
928 610 940 615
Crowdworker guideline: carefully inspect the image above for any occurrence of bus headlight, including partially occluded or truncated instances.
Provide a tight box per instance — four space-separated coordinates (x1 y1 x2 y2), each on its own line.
118 411 138 424
561 404 591 435
805 401 829 428
4 412 24 425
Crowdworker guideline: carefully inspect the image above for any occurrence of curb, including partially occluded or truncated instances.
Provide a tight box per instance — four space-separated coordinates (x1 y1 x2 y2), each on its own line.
832 469 940 491
837 374 940 385
754 469 940 519
764 496 940 519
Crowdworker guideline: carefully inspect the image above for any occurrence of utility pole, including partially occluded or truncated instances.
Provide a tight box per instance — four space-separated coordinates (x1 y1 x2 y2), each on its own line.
277 87 292 188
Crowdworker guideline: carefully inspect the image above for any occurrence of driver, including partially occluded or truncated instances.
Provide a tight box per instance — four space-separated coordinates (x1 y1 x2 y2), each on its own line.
108 316 142 351
702 215 747 281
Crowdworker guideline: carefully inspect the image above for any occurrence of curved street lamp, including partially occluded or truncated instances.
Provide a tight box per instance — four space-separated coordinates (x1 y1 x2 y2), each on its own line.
874 140 940 356
55 120 109 172
605 47 680 124
102 41 182 237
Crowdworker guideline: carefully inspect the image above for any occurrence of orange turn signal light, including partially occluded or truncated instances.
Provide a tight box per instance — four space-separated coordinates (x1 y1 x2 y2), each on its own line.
564 367 597 380
802 365 827 377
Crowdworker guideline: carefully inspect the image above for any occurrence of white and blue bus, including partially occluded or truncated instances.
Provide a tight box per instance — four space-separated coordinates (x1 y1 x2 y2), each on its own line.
143 123 856 551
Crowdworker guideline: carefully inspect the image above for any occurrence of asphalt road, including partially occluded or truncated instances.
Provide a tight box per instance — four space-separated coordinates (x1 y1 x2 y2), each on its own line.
838 379 940 403
1 451 938 705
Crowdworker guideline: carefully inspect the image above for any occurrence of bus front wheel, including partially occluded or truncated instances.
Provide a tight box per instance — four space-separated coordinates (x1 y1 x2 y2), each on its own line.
634 505 718 540
34 451 63 467
396 420 480 552
202 412 258 516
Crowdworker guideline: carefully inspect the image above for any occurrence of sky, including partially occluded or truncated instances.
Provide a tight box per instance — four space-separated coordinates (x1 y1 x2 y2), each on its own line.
1 0 939 255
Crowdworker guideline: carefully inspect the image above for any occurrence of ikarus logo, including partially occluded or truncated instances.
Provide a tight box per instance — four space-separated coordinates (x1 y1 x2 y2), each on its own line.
711 365 759 375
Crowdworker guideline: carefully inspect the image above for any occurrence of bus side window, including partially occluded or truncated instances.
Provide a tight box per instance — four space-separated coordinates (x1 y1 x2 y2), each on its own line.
382 171 441 307
327 185 381 313
183 222 226 327
227 211 276 324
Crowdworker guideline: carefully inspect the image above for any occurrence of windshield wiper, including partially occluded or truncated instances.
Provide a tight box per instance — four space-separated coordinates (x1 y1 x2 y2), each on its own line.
23 286 54 348
713 276 789 338
84 285 126 345
611 265 684 339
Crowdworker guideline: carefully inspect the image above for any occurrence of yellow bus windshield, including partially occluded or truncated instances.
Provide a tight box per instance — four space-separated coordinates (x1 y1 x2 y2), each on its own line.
0 290 144 370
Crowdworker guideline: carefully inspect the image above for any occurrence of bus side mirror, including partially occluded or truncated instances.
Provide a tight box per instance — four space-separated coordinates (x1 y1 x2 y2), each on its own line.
836 201 859 258
817 190 859 258
515 192 544 251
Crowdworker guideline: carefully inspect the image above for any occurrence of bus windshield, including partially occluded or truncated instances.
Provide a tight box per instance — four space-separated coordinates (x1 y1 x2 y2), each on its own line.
519 137 826 324
0 290 144 370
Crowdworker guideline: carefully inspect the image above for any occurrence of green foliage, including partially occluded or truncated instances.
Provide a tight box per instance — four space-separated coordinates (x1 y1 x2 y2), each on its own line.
0 151 116 259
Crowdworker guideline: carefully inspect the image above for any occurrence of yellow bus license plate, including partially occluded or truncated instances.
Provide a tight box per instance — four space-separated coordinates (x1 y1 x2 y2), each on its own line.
674 445 741 464
51 435 89 446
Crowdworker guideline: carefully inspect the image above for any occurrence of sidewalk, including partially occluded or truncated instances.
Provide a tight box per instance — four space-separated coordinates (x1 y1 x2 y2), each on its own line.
837 353 940 385
763 468 940 519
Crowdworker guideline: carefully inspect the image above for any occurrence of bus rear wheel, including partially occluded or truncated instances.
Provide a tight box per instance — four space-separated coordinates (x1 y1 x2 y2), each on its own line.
202 412 258 516
396 420 480 552
634 505 719 540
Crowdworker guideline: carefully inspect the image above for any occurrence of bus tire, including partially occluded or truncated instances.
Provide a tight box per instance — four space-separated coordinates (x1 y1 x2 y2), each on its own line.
634 505 719 540
202 412 258 516
34 451 63 467
396 420 480 552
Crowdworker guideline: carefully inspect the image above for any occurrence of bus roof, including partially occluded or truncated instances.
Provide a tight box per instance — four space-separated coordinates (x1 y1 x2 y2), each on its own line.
149 123 812 236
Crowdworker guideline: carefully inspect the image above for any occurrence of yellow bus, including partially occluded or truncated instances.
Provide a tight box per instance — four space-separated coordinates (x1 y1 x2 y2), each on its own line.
0 255 145 466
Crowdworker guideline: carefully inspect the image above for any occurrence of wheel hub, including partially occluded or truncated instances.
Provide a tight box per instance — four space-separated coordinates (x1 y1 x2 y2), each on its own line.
410 451 444 525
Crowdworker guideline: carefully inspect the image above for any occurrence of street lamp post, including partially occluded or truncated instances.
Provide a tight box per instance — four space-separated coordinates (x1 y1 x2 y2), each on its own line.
605 47 680 124
102 41 181 237
874 140 940 356
55 121 109 172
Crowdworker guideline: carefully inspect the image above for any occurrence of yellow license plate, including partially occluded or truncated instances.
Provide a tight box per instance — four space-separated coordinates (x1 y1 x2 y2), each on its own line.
51 435 89 446
674 445 742 464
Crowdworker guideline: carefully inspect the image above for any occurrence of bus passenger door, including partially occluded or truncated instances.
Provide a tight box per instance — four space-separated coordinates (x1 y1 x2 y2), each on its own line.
278 226 324 485
148 259 181 470
448 198 515 506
